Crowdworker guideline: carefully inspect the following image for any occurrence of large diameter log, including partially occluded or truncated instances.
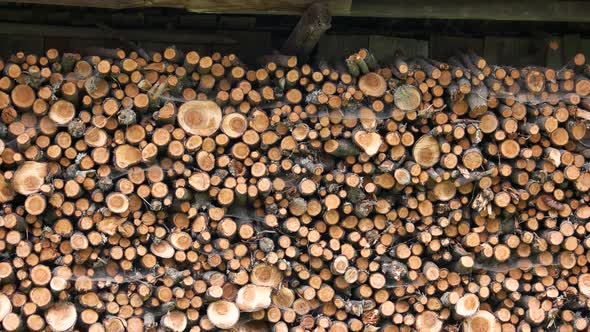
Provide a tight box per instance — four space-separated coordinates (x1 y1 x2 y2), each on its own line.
250 264 283 288
0 293 12 322
11 84 35 110
177 100 222 136
413 135 441 168
150 240 175 259
394 84 422 111
353 130 382 156
236 284 272 312
221 113 248 138
114 144 141 169
49 100 76 125
524 68 545 93
13 161 47 195
579 274 590 297
433 181 456 201
415 311 443 332
455 293 479 318
84 76 109 99
463 311 501 332
106 192 130 214
359 72 386 97
207 300 240 329
45 303 77 332
160 311 187 332
232 321 270 332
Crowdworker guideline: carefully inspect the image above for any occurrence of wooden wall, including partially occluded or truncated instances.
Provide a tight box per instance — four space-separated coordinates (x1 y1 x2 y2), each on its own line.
0 4 589 67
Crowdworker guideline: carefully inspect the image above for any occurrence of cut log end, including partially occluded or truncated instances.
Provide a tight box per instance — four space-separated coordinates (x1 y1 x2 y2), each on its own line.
236 284 272 312
0 293 12 322
463 311 500 332
359 72 386 97
24 193 47 215
45 303 77 332
150 240 175 259
178 100 222 137
11 84 35 109
433 181 456 202
413 135 441 168
160 311 187 332
455 293 480 318
106 192 130 214
114 144 141 169
416 311 443 332
49 100 76 125
394 84 422 111
579 274 590 297
221 113 248 138
353 131 382 156
251 264 283 288
207 300 240 329
0 175 15 203
13 161 48 195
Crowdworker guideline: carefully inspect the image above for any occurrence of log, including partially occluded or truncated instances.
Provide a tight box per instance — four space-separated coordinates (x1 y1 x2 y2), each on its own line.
45 303 77 332
0 45 586 332
12 161 47 195
236 284 272 312
463 310 501 332
177 100 222 136
282 2 331 57
359 72 387 97
207 300 240 329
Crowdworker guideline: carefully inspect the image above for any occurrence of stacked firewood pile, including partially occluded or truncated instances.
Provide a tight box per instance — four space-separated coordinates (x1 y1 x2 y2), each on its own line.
0 45 588 332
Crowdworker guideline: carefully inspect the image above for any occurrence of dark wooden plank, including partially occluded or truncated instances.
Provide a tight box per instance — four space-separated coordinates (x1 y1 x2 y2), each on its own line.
212 31 272 64
484 36 542 67
562 34 590 64
582 39 590 61
141 42 212 55
0 33 44 57
562 34 581 63
3 0 590 22
350 0 590 22
317 34 369 64
219 16 256 30
369 35 428 62
44 37 119 53
544 35 564 69
164 0 352 15
2 0 143 9
178 13 217 29
430 35 483 61
0 22 236 45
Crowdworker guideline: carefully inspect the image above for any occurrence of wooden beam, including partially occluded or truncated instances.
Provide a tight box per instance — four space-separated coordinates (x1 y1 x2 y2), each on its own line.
0 22 236 44
5 0 144 9
3 0 590 22
3 0 353 14
350 0 590 22
177 0 352 15
369 35 428 62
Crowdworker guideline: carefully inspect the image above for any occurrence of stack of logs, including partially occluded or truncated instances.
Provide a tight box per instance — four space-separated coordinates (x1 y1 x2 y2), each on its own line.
0 45 588 332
